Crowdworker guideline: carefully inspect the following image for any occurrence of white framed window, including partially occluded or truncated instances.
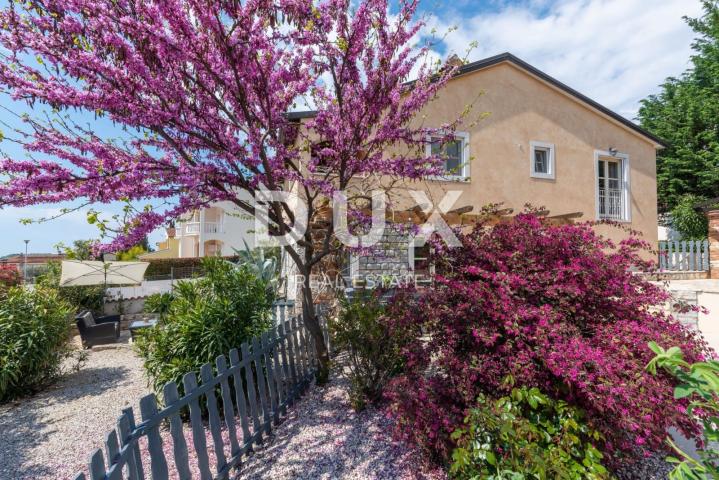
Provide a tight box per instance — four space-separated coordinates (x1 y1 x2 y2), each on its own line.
425 132 470 180
594 150 631 222
530 141 555 179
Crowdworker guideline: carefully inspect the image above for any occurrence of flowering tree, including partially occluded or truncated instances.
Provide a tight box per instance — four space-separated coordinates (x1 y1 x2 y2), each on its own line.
0 0 458 380
385 211 711 465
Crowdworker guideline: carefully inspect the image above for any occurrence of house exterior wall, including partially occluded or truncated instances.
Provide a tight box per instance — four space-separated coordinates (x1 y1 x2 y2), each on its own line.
396 61 659 246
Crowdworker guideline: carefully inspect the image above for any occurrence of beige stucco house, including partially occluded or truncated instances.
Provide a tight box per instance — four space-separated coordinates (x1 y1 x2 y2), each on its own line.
287 52 664 248
278 53 665 289
163 52 663 286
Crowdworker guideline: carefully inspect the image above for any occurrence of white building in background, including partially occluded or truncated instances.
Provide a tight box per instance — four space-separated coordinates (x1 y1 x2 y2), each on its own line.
142 200 257 259
176 201 257 258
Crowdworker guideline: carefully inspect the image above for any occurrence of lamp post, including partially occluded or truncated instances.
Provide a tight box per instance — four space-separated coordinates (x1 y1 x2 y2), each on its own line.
23 240 30 283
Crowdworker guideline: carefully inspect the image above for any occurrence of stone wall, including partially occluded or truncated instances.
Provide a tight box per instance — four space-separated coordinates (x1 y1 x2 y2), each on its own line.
356 225 412 280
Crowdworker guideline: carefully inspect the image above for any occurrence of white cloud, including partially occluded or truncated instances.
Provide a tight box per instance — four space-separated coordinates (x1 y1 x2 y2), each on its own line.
425 0 703 119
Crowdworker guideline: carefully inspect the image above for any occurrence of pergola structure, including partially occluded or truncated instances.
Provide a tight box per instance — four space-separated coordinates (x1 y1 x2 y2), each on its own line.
309 204 584 230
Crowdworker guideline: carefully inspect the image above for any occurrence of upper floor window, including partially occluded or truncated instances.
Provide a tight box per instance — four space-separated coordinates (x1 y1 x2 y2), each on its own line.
595 150 630 222
530 141 555 179
426 132 470 179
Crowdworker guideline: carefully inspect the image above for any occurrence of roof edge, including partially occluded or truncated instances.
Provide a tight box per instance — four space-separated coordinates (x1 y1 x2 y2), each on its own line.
284 52 667 148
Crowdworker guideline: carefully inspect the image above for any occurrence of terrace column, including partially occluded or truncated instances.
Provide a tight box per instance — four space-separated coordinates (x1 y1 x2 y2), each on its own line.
708 209 719 279
199 209 206 257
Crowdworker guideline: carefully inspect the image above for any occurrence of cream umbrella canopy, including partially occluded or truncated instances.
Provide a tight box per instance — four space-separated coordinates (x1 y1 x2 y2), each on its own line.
59 260 149 288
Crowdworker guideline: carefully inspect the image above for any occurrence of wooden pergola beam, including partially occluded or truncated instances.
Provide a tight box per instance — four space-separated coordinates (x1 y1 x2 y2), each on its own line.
312 205 582 228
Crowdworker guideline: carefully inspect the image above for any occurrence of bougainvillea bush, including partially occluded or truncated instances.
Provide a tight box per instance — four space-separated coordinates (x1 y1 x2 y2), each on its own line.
385 211 711 467
0 264 21 290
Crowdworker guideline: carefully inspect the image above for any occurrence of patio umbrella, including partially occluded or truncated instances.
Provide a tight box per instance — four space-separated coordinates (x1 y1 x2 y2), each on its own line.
60 260 149 288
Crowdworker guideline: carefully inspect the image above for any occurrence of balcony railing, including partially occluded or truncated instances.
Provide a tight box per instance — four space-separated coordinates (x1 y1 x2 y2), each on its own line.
598 188 624 220
182 222 224 235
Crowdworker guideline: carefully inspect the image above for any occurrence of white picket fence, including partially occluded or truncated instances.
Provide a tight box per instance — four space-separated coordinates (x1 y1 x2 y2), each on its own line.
658 240 710 272
74 308 327 480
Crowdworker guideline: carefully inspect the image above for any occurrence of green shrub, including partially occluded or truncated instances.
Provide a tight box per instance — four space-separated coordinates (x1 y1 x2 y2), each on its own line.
143 292 174 320
330 289 414 411
670 195 709 240
135 257 274 397
0 286 74 402
450 385 610 480
646 342 719 480
35 261 105 315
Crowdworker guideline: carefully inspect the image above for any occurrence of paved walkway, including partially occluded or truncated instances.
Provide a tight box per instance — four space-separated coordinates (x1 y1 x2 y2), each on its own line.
662 279 719 352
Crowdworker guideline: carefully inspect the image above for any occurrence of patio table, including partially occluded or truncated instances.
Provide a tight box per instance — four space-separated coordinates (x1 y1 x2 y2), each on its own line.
128 318 158 341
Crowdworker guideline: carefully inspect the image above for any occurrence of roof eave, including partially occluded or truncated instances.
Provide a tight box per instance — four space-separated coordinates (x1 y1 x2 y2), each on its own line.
283 52 667 148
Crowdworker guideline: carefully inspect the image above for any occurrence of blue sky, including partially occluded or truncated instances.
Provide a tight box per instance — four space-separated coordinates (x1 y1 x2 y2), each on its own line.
0 0 704 256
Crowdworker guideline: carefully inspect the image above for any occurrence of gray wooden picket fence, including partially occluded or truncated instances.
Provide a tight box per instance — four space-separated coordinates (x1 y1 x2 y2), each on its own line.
658 240 710 272
74 306 328 480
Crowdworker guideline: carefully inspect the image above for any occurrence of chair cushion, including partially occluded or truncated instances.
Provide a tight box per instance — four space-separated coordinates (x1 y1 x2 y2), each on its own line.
80 311 96 327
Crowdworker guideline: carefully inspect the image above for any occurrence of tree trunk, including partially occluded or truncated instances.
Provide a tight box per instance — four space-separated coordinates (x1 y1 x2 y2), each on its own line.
300 271 330 384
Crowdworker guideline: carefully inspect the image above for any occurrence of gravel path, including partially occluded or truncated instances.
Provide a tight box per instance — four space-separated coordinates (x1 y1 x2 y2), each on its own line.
0 336 150 480
0 335 672 480
236 371 446 480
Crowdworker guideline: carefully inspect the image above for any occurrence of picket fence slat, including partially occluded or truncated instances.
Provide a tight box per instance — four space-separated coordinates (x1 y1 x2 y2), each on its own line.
276 323 291 413
658 239 710 272
88 449 106 480
241 341 263 445
104 430 123 480
119 408 144 480
75 309 323 480
183 372 213 480
217 355 241 459
229 348 252 448
261 331 280 426
704 240 710 270
284 320 298 387
200 363 227 476
163 382 192 480
140 394 169 480
252 336 272 435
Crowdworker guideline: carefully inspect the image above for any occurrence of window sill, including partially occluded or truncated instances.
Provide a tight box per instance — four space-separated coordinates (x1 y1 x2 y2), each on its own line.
530 173 555 180
425 175 471 183
597 216 632 224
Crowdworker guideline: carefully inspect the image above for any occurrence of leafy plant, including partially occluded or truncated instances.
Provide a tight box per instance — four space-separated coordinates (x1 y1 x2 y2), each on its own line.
134 257 274 397
233 241 282 298
669 195 709 240
0 286 74 402
143 292 174 320
638 1 719 212
117 245 148 261
329 289 415 410
385 210 709 464
647 342 719 480
450 385 610 480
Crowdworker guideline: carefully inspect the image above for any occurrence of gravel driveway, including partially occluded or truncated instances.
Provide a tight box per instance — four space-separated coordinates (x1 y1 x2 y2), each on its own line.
236 371 446 480
0 337 150 480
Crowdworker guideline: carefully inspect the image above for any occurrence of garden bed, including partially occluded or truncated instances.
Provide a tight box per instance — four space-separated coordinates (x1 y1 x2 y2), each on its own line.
236 368 445 480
